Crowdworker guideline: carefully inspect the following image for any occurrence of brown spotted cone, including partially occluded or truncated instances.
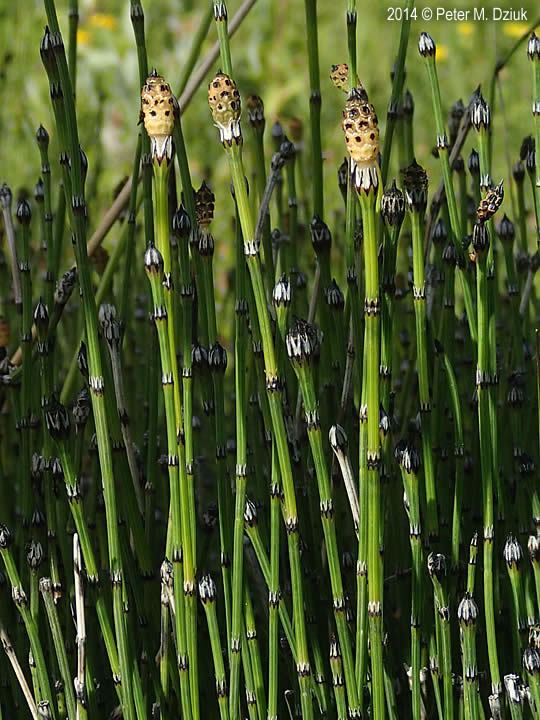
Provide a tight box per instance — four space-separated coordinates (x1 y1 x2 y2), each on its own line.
341 87 380 191
330 63 349 91
208 72 242 145
140 71 175 162
476 181 504 223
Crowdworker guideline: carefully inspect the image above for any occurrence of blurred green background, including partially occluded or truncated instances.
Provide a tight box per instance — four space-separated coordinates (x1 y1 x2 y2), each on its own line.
1 0 539 266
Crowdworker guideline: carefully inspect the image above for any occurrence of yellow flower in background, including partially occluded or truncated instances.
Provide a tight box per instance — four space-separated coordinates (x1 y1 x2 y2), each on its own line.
76 29 91 46
503 22 529 38
457 22 474 37
436 44 449 62
89 13 118 30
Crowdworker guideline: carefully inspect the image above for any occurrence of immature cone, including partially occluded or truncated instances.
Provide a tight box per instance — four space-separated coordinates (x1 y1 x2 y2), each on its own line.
208 72 242 145
195 181 215 227
285 319 319 365
341 87 380 192
246 94 265 131
140 70 175 163
476 181 504 222
381 181 405 227
418 32 436 58
528 32 540 61
471 89 491 131
330 63 349 91
401 160 429 213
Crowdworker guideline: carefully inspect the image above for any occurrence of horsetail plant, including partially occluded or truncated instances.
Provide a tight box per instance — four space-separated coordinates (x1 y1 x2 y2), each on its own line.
2 3 540 720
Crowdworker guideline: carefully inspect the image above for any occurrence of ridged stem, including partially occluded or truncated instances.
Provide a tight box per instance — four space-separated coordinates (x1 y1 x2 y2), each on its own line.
358 189 385 720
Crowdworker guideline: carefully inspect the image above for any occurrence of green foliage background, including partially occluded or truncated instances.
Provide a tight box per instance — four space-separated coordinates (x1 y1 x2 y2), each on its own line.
1 1 538 259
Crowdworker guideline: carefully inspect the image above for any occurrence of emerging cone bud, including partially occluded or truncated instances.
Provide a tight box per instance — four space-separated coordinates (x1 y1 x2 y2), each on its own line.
16 198 32 226
144 244 164 275
195 181 215 227
528 32 540 61
286 319 319 365
310 215 332 254
330 63 349 91
504 674 524 705
0 524 13 550
140 70 175 163
272 274 291 308
246 94 265 131
172 204 191 240
471 89 491 131
523 647 540 675
26 540 44 571
472 222 489 254
45 398 71 442
528 535 540 562
496 214 515 244
244 498 258 526
381 181 405 228
329 424 348 452
401 160 428 213
394 438 421 474
199 574 217 604
457 592 478 625
503 534 523 568
341 87 380 192
418 32 436 58
36 124 49 150
427 552 446 580
208 72 242 145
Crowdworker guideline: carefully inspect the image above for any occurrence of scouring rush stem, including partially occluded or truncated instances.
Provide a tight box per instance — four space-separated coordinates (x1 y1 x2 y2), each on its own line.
358 187 385 720
44 400 122 700
458 593 480 720
40 15 139 719
144 245 193 720
381 0 415 183
475 96 504 526
286 320 360 714
436 342 465 573
39 577 77 720
0 526 56 718
304 0 323 217
243 502 322 712
246 95 274 294
419 32 477 343
140 68 199 715
36 125 56 311
73 534 89 720
199 575 230 720
472 218 502 706
504 536 527 658
228 195 249 719
330 636 348 720
208 58 313 718
195 211 233 659
34 301 61 590
396 439 423 720
268 450 281 720
244 584 266 720
403 163 438 540
428 554 453 720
